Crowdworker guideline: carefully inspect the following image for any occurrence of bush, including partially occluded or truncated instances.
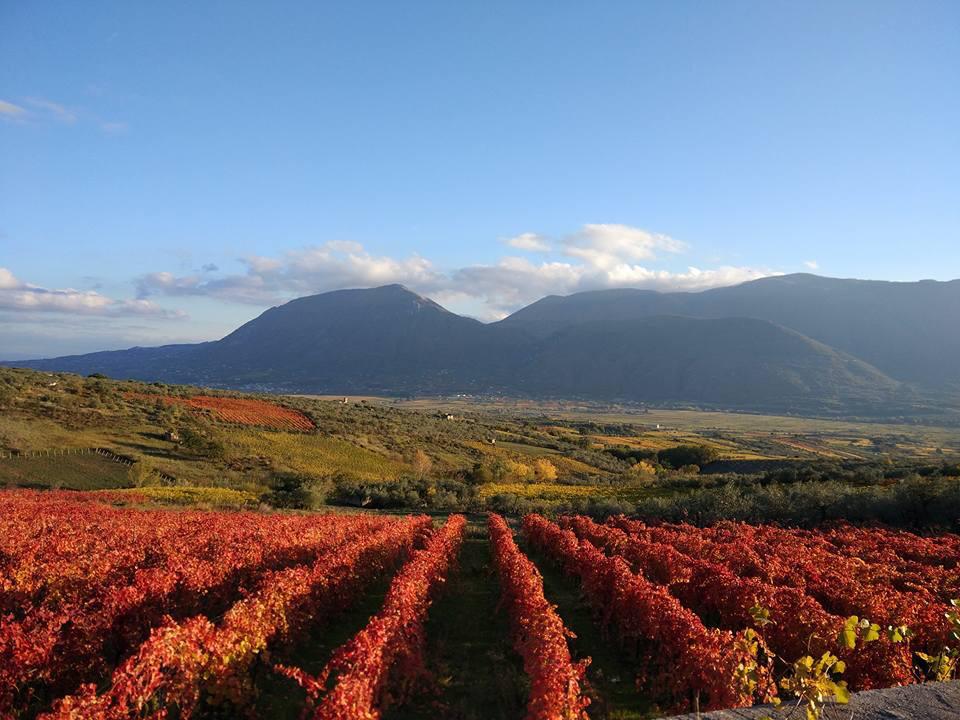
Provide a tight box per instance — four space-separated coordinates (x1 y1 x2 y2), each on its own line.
630 476 960 530
0 384 16 409
127 461 161 488
262 472 315 509
177 426 225 460
658 444 718 469
327 475 478 511
533 458 559 483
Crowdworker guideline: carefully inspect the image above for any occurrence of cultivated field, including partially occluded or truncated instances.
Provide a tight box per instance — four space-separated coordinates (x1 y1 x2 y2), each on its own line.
125 392 316 431
2 490 957 719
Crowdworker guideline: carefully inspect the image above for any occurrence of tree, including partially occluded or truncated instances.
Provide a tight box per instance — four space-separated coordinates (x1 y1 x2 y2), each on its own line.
658 444 717 469
178 426 225 460
411 449 433 480
625 460 657 482
127 461 159 488
505 459 533 482
489 458 510 483
468 462 493 484
262 472 312 509
533 458 558 483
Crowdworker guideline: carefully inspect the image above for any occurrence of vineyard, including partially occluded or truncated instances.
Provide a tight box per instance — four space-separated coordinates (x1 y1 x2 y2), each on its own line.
1 490 958 719
124 393 316 431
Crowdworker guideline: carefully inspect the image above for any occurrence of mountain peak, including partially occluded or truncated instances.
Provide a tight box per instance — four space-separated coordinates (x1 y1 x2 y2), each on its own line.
277 283 452 315
375 282 414 292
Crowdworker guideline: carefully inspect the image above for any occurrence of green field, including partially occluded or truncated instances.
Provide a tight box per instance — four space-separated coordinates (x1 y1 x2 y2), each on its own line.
0 452 132 490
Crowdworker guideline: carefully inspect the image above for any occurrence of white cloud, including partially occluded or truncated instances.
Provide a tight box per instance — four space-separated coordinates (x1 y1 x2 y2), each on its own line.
0 268 20 289
24 97 77 124
137 241 446 305
447 224 766 315
451 258 774 316
562 223 687 270
135 224 778 319
804 260 819 270
0 99 27 118
0 96 126 132
505 232 551 252
0 267 182 318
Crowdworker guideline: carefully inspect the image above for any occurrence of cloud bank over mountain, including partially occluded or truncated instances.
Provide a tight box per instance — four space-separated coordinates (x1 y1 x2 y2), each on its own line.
134 223 777 319
1 223 783 356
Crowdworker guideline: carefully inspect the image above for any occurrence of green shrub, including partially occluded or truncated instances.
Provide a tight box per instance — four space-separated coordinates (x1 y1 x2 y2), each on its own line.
261 472 314 509
658 444 718 469
327 475 477 511
178 426 226 460
630 476 960 530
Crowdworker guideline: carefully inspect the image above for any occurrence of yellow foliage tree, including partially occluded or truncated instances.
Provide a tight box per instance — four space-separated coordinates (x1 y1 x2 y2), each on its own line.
533 458 558 483
505 459 533 482
626 460 657 482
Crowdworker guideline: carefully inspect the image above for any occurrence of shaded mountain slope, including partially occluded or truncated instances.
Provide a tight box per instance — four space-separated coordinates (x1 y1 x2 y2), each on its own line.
497 274 960 388
513 316 902 413
8 343 208 384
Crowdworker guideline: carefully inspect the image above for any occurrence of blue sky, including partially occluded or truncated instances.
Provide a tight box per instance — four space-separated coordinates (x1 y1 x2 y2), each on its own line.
1 1 958 358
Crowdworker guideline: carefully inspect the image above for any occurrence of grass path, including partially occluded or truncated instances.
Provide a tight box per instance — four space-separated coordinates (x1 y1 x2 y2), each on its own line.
520 539 655 720
254 573 396 718
390 524 527 720
399 519 653 720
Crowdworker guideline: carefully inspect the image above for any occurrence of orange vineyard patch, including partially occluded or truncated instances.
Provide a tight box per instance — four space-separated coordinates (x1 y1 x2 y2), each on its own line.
126 392 315 431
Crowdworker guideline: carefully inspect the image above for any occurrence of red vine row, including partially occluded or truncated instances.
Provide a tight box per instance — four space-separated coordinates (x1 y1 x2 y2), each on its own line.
282 515 467 720
488 513 590 720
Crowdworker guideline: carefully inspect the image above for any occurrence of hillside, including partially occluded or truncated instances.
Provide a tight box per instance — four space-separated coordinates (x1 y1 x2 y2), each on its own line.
1 364 958 519
8 276 959 415
513 316 903 413
498 274 960 388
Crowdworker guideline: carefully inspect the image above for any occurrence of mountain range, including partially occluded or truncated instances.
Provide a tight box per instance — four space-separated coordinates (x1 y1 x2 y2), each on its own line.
7 274 960 416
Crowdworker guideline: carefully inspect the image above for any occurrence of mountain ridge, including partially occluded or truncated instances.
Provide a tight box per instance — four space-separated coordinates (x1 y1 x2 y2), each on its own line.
498 273 960 387
6 274 958 416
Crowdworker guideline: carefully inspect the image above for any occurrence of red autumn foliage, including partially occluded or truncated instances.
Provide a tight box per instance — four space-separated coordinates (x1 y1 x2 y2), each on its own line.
488 513 590 720
523 514 777 714
0 490 397 715
281 514 467 720
575 515 949 689
38 511 429 719
125 392 315 431
5 488 956 719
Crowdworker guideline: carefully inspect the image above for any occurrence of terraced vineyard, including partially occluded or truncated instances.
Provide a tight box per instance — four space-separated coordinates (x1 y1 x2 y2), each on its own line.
2 489 958 719
125 392 316 431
